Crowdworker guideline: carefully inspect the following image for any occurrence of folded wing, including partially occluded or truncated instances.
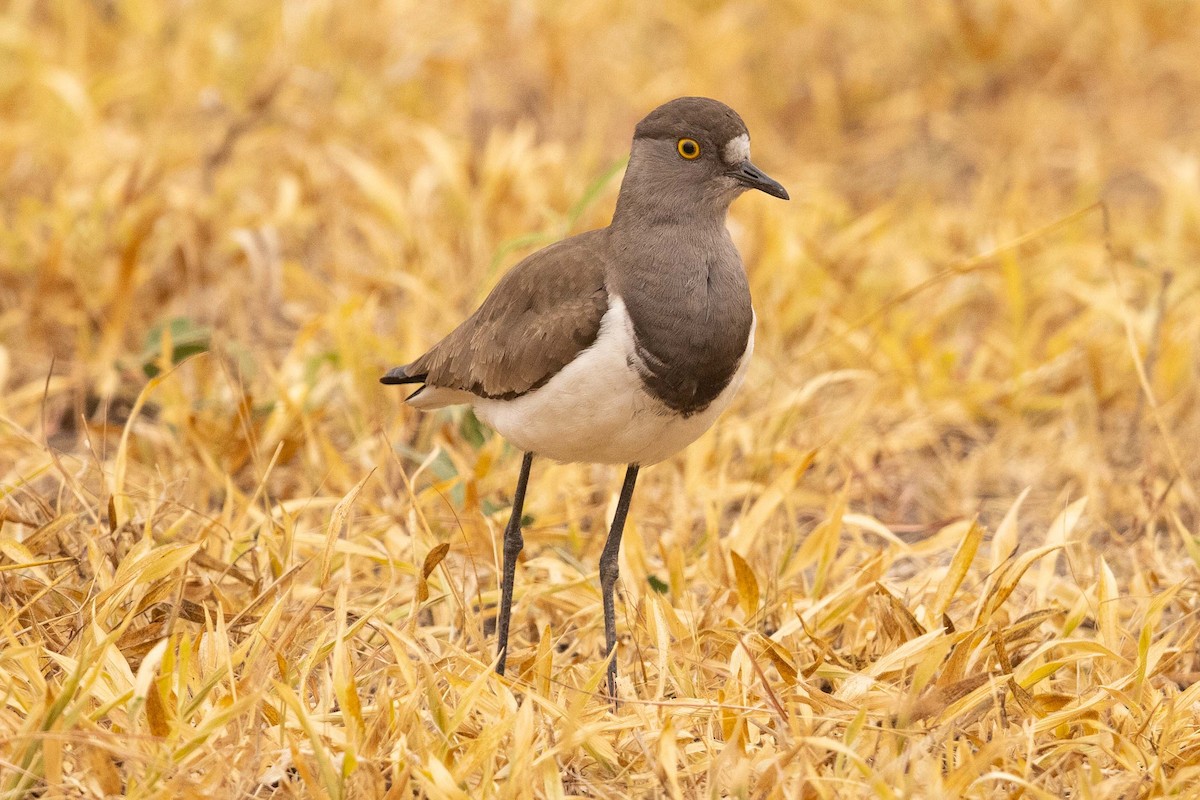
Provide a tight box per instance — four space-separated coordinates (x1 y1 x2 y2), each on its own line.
382 230 610 406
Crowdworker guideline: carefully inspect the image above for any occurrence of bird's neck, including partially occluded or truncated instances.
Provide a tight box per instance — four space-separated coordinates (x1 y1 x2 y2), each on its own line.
606 154 745 295
605 207 745 303
611 185 732 232
610 149 734 231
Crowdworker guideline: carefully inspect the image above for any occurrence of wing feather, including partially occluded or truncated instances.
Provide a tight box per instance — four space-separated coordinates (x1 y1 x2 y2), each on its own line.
384 230 610 401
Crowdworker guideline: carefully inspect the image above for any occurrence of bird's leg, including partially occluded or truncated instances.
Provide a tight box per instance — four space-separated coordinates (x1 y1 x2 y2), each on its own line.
598 464 640 707
496 451 533 676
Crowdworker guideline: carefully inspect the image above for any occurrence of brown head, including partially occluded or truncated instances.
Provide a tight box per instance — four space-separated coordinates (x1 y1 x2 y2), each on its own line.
613 97 788 224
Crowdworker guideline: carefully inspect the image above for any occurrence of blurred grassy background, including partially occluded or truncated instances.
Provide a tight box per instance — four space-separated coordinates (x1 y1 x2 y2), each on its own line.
2 1 1199 797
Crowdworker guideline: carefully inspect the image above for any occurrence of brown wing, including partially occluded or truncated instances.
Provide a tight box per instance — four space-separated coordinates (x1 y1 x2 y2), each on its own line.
395 229 610 400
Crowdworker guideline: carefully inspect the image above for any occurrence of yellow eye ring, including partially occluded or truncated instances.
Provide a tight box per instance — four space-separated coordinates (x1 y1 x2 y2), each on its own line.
676 138 701 160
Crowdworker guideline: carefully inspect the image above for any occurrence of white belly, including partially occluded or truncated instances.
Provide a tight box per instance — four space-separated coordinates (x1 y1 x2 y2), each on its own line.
416 297 753 466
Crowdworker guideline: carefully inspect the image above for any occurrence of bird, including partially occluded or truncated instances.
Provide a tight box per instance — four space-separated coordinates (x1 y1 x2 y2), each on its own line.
382 97 788 703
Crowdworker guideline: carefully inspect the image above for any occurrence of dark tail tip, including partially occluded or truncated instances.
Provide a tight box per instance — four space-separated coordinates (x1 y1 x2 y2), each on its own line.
380 366 427 386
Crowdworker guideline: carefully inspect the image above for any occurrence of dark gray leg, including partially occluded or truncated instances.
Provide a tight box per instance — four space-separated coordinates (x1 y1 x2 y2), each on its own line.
496 451 533 676
599 464 639 705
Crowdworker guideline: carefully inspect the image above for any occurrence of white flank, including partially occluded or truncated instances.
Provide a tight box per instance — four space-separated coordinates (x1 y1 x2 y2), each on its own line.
406 384 476 410
723 133 750 164
415 297 754 466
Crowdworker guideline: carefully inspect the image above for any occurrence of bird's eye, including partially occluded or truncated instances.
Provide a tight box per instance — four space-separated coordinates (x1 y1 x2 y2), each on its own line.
676 138 701 160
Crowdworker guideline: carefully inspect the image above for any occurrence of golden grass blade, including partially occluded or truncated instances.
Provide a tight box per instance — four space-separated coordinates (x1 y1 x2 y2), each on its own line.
320 471 372 587
649 595 670 701
417 541 450 604
332 585 364 768
990 486 1031 572
1096 557 1121 657
1034 497 1087 604
729 549 759 620
974 544 1066 627
931 517 983 621
110 370 171 523
657 715 683 800
273 679 344 800
796 480 849 598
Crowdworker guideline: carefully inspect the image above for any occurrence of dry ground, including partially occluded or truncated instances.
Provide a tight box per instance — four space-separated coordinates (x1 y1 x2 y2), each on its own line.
3 1 1200 797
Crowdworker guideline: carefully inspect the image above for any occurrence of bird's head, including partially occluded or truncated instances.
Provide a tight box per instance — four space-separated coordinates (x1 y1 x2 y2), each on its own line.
616 97 789 221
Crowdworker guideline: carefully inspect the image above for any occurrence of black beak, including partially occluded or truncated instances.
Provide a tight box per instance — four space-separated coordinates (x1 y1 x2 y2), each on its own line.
730 160 789 200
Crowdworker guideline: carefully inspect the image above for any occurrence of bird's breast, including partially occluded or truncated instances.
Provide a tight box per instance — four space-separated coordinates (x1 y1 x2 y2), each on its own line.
621 264 754 416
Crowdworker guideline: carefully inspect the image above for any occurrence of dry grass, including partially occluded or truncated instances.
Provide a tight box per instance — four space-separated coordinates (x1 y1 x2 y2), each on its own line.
3 1 1200 797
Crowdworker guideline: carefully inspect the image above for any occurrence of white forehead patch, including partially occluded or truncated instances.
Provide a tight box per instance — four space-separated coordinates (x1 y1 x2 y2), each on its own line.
723 134 750 164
